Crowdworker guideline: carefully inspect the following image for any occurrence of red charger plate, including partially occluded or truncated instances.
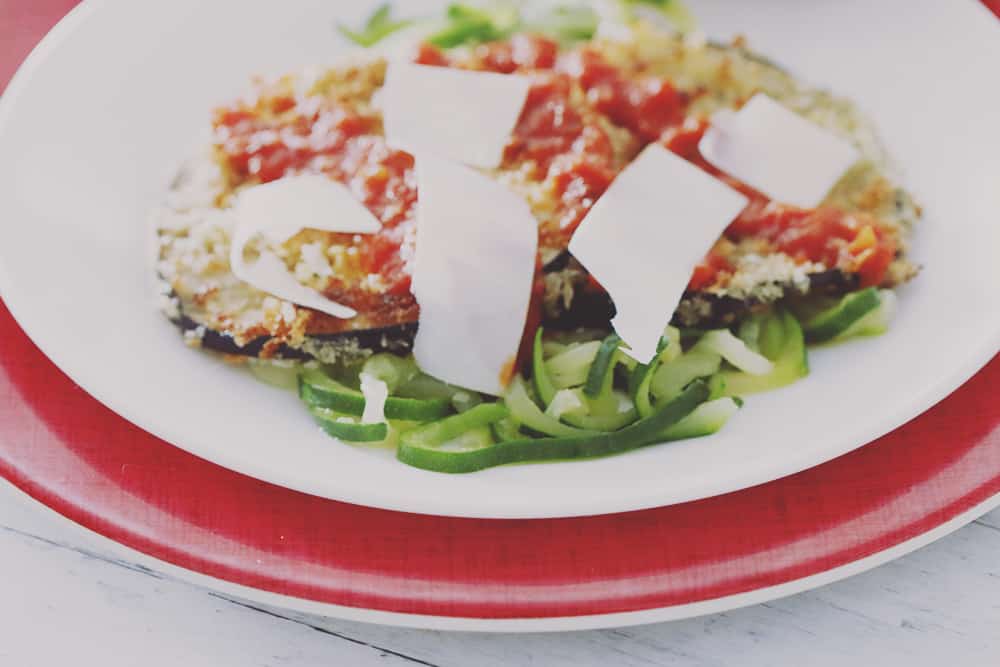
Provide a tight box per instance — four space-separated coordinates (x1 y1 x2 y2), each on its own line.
1 1 999 630
2 299 998 628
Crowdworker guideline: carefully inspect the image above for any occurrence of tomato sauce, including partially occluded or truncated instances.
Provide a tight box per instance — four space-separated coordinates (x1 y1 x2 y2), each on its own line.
502 73 618 242
214 95 417 297
562 48 688 142
660 120 897 289
214 35 897 317
470 34 560 73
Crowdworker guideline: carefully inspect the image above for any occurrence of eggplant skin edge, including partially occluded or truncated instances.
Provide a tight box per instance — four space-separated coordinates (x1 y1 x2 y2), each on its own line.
169 269 860 360
546 268 860 331
171 312 418 361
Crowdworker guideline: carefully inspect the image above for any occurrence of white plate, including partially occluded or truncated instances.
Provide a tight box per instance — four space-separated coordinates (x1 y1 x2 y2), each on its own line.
0 0 997 519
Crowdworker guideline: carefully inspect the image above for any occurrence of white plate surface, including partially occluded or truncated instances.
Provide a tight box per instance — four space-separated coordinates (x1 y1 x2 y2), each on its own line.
0 0 997 518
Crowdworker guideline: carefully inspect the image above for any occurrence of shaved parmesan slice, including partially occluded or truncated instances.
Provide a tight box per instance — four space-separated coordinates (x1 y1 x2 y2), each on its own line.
226 174 382 319
569 144 748 362
411 154 538 395
229 226 357 319
381 63 532 169
234 173 381 243
699 93 860 208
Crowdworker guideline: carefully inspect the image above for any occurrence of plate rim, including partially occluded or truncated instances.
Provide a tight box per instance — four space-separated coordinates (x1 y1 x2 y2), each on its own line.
3 478 998 633
0 0 998 518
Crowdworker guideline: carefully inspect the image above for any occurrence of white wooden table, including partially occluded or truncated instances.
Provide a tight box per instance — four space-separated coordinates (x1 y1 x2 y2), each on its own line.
1 482 998 666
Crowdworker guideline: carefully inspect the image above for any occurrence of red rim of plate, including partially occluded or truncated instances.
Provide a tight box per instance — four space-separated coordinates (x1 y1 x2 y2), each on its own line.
1 298 999 627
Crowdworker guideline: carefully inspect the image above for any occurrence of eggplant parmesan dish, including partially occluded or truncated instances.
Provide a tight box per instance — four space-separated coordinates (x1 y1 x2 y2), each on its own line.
154 1 919 472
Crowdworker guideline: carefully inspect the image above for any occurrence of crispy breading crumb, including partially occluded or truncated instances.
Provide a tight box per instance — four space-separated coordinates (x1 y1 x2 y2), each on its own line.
183 325 206 348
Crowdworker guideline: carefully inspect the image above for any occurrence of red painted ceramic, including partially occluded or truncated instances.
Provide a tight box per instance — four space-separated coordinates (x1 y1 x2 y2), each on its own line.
1 1 998 630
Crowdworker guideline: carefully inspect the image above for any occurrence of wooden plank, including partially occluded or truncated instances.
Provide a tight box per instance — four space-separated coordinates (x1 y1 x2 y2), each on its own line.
0 487 436 667
2 488 998 667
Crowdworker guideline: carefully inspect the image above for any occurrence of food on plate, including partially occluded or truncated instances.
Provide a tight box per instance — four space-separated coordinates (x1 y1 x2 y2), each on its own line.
153 1 919 472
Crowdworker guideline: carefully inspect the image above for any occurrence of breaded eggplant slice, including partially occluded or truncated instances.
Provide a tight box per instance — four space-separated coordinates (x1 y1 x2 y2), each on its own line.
154 30 918 362
155 154 418 362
